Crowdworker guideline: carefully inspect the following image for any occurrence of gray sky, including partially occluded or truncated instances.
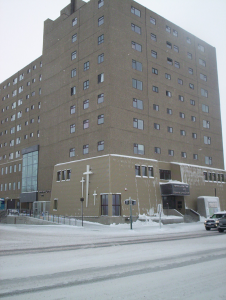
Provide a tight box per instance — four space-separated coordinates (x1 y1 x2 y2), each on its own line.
0 0 225 169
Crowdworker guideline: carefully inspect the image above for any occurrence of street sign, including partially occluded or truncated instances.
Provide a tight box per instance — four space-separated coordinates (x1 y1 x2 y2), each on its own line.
124 199 136 205
124 197 137 230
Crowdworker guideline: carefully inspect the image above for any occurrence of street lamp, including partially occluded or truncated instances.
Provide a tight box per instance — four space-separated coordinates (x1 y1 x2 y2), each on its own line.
80 197 84 226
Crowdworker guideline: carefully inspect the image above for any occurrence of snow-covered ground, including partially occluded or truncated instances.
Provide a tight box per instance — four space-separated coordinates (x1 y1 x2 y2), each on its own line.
0 220 226 299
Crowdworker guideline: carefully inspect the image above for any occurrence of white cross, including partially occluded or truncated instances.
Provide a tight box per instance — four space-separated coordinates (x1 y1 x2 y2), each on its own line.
80 177 85 198
83 165 93 207
93 190 97 205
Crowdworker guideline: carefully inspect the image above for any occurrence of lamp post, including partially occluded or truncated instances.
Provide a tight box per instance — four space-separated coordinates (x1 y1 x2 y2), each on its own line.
80 197 84 226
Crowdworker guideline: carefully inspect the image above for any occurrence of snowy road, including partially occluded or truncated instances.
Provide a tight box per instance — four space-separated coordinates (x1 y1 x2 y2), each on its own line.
0 222 226 299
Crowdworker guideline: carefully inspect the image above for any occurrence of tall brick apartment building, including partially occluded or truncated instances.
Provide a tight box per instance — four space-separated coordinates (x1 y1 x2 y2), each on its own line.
0 0 225 223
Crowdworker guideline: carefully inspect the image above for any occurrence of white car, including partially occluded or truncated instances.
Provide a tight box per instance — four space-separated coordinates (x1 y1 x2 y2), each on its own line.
204 211 226 230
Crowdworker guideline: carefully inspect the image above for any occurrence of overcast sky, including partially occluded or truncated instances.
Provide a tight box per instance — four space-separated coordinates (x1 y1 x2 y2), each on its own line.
0 0 225 169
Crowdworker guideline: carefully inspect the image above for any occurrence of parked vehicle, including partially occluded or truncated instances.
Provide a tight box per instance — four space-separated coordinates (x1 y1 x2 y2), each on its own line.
204 211 226 230
8 209 19 216
216 217 226 232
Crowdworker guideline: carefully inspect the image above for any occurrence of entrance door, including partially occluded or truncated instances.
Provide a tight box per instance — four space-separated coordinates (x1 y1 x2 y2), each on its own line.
162 196 176 209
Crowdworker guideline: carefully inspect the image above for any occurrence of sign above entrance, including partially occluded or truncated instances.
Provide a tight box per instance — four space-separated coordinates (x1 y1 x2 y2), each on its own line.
160 182 190 196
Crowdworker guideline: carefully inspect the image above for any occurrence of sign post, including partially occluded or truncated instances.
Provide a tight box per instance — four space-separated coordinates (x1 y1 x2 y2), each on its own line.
124 197 136 230
80 197 84 226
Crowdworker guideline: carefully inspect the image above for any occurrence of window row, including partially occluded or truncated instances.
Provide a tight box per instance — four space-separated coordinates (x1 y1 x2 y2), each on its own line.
1 163 22 176
203 172 225 182
135 165 154 177
70 73 104 95
56 169 71 181
0 181 21 192
69 141 104 157
1 101 41 113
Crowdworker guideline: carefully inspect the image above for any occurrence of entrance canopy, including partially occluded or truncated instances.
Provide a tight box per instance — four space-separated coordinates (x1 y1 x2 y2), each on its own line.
160 181 190 196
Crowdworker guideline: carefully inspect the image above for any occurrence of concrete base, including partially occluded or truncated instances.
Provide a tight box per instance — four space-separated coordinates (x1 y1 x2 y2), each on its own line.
151 217 184 224
5 216 59 225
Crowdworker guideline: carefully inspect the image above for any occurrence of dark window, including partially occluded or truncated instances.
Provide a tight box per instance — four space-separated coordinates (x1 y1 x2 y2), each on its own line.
101 194 108 215
179 95 184 102
112 194 121 216
154 147 161 154
152 86 158 93
132 41 142 52
98 0 104 8
71 86 76 95
135 165 141 176
142 166 147 177
83 80 89 90
167 108 172 115
153 104 159 111
71 68 76 77
98 16 104 26
148 167 154 177
98 53 104 64
159 169 171 180
167 57 173 65
152 68 158 75
190 99 195 106
131 23 141 34
151 33 157 41
151 50 157 58
189 83 194 90
98 73 104 83
131 6 141 17
165 73 171 80
168 150 174 156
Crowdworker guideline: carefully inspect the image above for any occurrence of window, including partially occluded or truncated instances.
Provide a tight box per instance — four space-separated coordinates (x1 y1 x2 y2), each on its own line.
37 130 40 138
205 156 212 165
133 118 144 130
31 105 34 110
187 37 191 44
25 107 29 112
98 93 104 104
150 17 156 25
167 57 173 65
72 17 77 26
71 51 77 60
98 16 104 26
27 68 31 74
12 102 16 109
18 181 21 190
154 123 160 130
188 68 193 74
204 136 211 145
32 78 36 83
134 144 144 155
98 141 104 151
151 33 157 41
17 124 21 131
191 116 196 122
83 144 89 155
152 67 158 75
179 95 184 102
39 75 42 81
25 121 28 126
83 119 89 129
168 150 174 156
112 195 121 216
98 73 104 83
131 6 141 17
152 86 158 93
33 65 36 70
9 153 13 160
166 25 171 33
98 34 104 45
62 170 66 181
70 124 75 133
83 80 89 90
180 112 185 119
12 89 17 97
17 111 22 118
26 94 29 99
98 53 104 64
151 50 157 58
148 167 154 177
178 79 183 85
84 61 89 71
181 152 187 158
70 105 76 114
167 108 172 115
199 58 206 67
142 166 147 177
174 45 179 53
180 130 186 136
131 41 142 52
38 102 41 109
187 52 192 59
189 83 194 90
19 86 23 93
200 73 207 81
175 61 180 68
67 169 71 180
166 91 172 97
69 148 75 157
193 154 198 160
190 99 195 106
166 41 172 48
135 165 141 176
201 88 208 97
173 29 178 36
57 171 61 181
133 98 143 110
71 86 76 95
165 73 171 80
132 79 143 90
72 34 77 43
198 44 205 52
131 23 141 34
31 91 35 97
71 68 76 78
153 104 159 111
202 104 209 113
101 194 108 215
24 134 28 139
30 132 34 138
155 147 161 154
10 140 14 147
98 114 104 124
13 77 18 85
15 150 20 158
132 60 142 71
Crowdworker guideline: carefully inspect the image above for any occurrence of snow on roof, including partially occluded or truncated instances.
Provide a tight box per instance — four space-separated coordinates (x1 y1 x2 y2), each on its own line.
159 180 187 185
171 162 225 172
